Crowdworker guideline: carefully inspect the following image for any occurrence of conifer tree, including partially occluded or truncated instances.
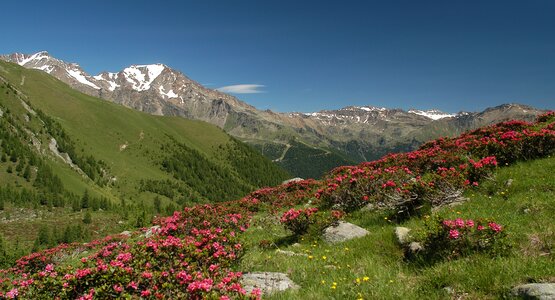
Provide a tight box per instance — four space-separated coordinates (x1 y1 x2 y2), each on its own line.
37 225 51 246
72 197 81 212
9 151 17 163
154 196 162 213
81 190 90 209
83 211 92 224
0 234 6 259
23 165 31 181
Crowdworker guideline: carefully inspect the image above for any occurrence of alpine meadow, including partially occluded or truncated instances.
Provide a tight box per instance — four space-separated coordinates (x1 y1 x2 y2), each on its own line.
1 1 554 299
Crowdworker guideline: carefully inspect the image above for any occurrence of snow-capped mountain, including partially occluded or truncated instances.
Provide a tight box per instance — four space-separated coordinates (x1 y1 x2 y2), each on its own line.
2 51 101 91
0 51 486 127
1 51 545 177
0 51 254 126
291 106 460 126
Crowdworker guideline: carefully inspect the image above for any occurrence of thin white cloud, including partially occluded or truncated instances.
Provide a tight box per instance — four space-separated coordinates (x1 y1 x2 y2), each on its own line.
216 84 265 94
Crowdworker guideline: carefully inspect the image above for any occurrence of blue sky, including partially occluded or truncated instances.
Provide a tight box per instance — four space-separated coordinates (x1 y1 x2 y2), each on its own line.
1 0 554 113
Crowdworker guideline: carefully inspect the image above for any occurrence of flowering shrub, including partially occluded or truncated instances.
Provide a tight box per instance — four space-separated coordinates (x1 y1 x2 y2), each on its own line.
247 179 321 212
316 113 555 215
0 204 261 299
413 217 510 263
280 208 318 235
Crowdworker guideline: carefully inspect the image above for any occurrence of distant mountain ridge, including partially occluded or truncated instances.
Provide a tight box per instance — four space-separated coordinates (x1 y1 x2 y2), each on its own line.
1 51 547 178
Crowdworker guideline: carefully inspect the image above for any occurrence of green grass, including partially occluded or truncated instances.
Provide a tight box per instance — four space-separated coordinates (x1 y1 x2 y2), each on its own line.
237 156 555 299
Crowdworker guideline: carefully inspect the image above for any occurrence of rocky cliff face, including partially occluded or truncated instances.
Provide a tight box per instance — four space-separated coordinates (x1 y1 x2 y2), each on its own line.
2 52 546 177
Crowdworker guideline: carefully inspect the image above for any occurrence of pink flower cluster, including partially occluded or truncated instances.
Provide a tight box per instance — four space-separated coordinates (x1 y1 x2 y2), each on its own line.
280 207 319 235
280 207 318 223
442 218 503 240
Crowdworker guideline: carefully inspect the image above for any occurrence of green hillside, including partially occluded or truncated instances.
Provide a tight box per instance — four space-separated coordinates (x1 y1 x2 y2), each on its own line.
247 139 355 179
0 60 289 259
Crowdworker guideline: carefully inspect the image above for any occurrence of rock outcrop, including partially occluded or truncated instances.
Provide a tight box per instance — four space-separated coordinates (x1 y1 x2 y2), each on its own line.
322 221 369 244
241 272 299 295
512 283 555 300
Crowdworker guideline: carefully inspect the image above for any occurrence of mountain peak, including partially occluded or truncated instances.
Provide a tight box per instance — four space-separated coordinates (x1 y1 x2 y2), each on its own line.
33 50 50 57
133 63 166 68
7 51 52 66
122 64 166 91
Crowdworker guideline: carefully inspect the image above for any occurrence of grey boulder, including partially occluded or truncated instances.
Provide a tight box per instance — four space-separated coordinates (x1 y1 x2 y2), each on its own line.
241 272 299 295
322 221 369 244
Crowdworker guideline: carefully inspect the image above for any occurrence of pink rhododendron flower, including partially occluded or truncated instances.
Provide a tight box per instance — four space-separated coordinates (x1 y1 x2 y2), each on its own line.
251 288 262 298
455 218 465 228
488 222 502 232
116 252 132 262
45 264 54 273
448 229 460 239
75 268 92 279
6 288 18 299
128 281 138 290
442 220 455 228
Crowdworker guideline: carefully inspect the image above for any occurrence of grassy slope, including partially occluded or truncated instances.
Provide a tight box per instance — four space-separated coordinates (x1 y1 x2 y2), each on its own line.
0 61 229 197
239 156 555 299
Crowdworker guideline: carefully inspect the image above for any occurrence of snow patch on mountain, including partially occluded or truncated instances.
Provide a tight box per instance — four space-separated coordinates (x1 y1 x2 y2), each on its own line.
408 109 456 120
356 106 387 112
123 64 165 91
14 51 50 66
158 86 178 98
93 73 120 91
36 64 54 73
67 68 100 90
